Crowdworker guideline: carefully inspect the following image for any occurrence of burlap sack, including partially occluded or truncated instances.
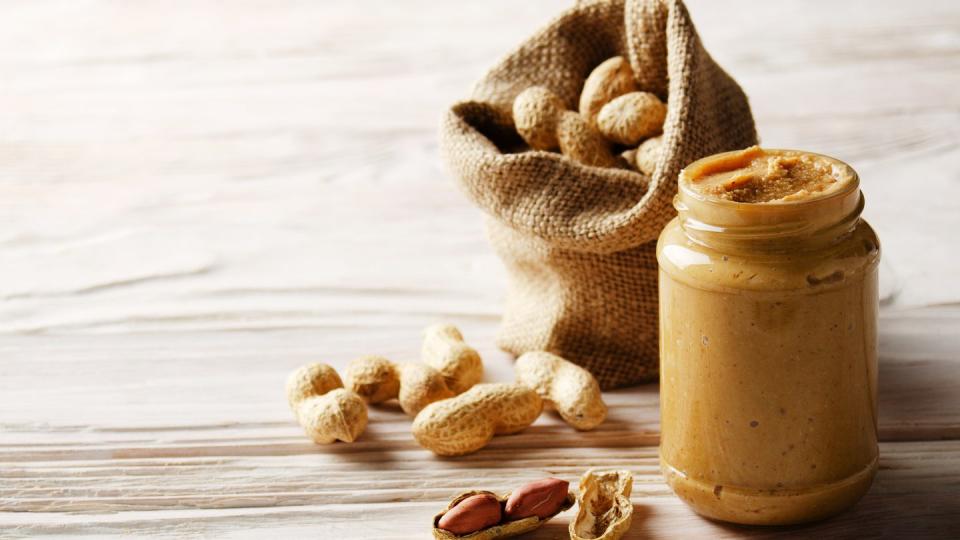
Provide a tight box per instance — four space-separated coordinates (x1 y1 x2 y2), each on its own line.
439 0 757 388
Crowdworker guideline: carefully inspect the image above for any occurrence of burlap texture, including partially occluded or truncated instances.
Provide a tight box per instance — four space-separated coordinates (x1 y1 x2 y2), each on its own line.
439 0 757 389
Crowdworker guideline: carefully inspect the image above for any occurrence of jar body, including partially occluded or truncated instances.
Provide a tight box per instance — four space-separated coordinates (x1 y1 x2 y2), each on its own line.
657 213 880 525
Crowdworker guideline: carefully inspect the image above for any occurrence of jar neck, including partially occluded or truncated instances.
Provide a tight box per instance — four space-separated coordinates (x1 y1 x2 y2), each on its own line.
675 170 863 255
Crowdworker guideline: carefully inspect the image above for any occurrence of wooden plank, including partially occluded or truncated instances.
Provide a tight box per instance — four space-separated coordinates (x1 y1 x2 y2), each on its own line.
0 0 958 334
0 0 958 537
2 441 957 537
2 307 957 441
0 309 956 537
876 306 960 441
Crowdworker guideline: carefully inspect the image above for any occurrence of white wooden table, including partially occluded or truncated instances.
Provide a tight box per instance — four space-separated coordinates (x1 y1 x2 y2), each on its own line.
2 1 958 537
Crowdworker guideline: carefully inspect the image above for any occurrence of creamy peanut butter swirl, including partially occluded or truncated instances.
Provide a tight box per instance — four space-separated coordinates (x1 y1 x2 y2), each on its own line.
683 146 854 203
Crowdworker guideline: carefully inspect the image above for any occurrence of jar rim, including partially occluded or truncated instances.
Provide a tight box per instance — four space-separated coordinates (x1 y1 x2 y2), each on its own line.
678 147 860 211
675 148 863 253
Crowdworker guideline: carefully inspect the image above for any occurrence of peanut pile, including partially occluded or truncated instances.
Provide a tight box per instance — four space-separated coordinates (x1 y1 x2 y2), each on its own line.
512 56 666 176
284 327 619 538
285 323 608 455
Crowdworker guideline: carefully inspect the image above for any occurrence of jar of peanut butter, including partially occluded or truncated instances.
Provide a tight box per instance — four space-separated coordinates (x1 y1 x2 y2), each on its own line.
656 146 880 525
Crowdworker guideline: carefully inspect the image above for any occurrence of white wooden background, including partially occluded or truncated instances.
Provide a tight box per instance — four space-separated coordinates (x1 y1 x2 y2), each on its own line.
1 0 959 538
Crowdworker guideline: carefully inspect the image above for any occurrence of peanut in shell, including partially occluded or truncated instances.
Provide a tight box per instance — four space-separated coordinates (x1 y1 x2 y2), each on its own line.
285 363 368 444
596 91 666 146
634 135 663 176
515 351 607 431
344 355 399 404
579 56 638 127
412 383 543 456
512 86 566 151
557 111 619 168
422 323 483 395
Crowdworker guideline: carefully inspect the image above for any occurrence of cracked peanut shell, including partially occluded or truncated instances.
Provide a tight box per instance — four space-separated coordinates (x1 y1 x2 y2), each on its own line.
569 469 634 540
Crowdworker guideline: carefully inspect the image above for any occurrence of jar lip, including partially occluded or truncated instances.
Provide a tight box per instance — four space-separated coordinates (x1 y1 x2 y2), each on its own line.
678 147 860 210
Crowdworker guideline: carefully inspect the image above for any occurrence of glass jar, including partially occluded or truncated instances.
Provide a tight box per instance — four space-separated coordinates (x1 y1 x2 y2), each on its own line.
656 148 880 525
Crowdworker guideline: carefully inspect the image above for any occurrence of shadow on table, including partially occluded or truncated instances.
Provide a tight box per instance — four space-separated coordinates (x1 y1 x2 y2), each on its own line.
876 354 960 441
700 470 960 539
876 305 960 441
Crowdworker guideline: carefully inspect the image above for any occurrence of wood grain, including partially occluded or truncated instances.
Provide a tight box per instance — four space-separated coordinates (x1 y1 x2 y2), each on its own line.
2 439 958 538
1 0 958 537
1 314 958 537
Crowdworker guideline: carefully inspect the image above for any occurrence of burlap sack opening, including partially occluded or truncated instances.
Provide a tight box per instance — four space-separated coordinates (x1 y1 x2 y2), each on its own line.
440 0 757 389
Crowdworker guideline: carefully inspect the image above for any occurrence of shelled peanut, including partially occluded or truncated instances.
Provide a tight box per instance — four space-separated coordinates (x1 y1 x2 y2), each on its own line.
433 478 574 539
504 478 571 520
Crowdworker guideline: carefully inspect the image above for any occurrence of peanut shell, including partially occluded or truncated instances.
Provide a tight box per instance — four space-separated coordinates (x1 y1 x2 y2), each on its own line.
422 323 484 394
398 362 455 416
557 111 618 168
412 383 543 456
512 86 565 151
285 363 343 417
620 148 638 170
579 56 638 126
296 389 368 444
569 469 634 540
634 135 663 176
286 362 368 444
596 91 666 146
344 355 399 404
515 351 607 431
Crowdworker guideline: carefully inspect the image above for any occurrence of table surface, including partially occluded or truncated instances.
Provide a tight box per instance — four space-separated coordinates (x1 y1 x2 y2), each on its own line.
2 0 959 538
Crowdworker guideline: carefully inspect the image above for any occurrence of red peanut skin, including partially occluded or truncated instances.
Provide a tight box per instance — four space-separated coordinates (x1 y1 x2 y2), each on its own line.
504 478 570 520
438 493 502 535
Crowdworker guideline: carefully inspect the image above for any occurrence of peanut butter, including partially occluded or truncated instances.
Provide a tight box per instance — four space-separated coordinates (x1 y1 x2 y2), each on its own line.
657 148 880 525
685 146 854 203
